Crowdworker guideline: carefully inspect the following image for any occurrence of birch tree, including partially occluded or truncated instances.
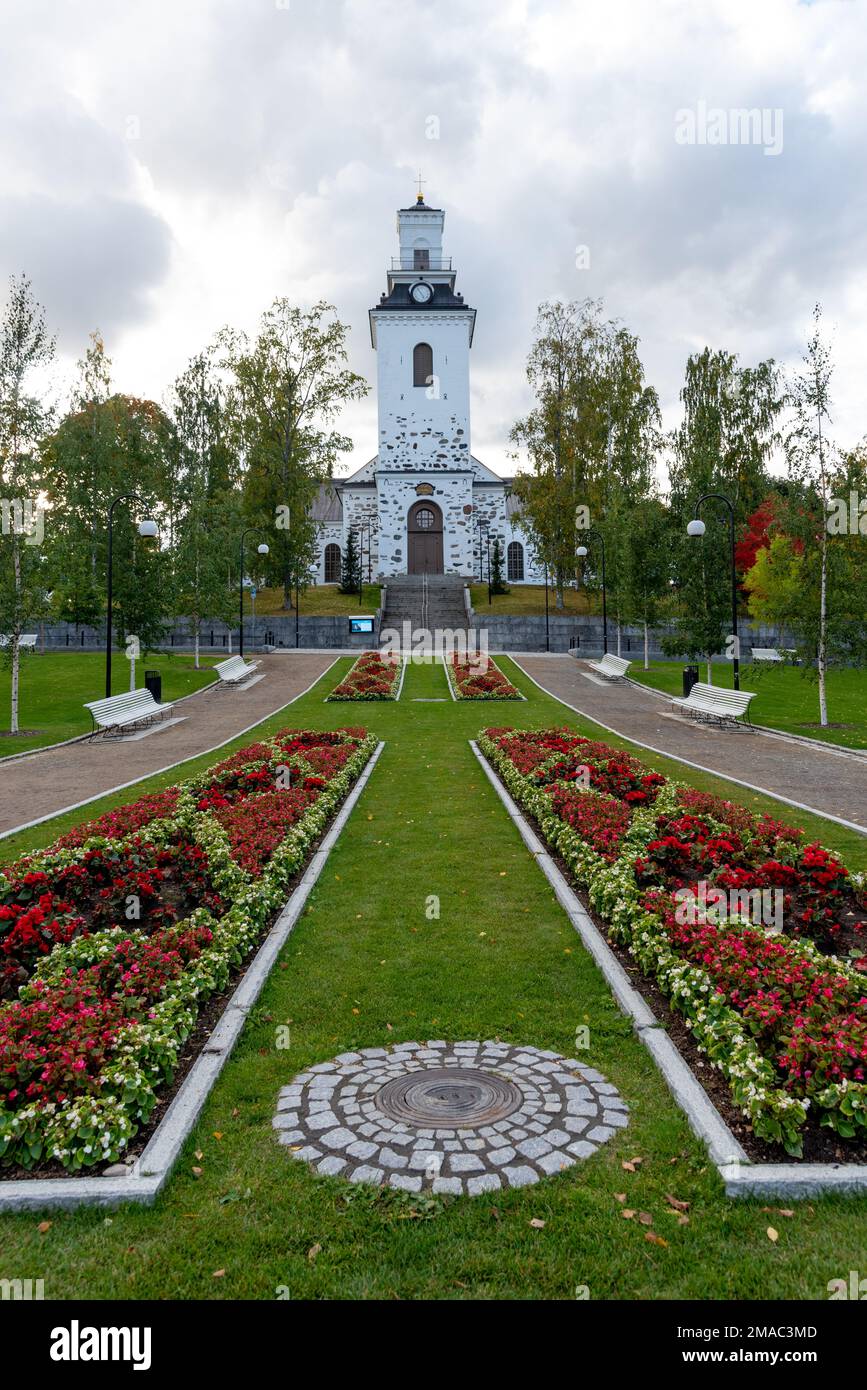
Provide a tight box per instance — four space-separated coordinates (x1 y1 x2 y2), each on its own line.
222 300 368 610
0 276 54 734
786 306 835 726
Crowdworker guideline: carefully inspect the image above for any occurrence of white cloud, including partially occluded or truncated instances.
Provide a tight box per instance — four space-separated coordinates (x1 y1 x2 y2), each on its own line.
1 0 865 472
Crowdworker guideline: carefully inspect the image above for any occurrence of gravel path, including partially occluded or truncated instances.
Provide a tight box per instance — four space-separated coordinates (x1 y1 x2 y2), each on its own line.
0 653 338 836
512 655 867 833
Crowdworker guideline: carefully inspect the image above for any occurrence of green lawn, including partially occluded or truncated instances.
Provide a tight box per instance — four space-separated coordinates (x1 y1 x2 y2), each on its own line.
627 659 867 750
244 583 382 616
469 583 599 616
1 655 866 1300
0 652 220 757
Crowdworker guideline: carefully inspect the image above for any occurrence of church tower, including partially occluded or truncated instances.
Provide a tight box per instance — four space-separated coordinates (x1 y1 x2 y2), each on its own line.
369 191 476 475
329 189 525 582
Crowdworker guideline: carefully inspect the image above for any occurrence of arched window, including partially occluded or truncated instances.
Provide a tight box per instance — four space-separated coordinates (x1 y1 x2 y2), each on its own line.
507 541 525 582
415 507 435 530
413 342 433 388
324 543 341 583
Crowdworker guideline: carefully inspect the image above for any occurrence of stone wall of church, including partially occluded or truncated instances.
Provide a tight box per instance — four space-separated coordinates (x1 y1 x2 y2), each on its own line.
374 314 472 472
340 488 380 576
376 472 475 575
311 522 343 583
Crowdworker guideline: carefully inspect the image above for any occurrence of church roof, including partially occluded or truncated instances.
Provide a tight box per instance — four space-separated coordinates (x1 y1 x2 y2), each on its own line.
309 481 343 522
373 282 469 311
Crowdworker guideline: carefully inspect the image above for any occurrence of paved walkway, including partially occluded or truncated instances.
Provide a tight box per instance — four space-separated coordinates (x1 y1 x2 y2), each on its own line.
0 653 338 837
512 655 867 833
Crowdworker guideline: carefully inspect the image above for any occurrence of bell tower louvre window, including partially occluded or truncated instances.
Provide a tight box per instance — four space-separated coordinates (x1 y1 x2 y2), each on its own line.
413 342 433 387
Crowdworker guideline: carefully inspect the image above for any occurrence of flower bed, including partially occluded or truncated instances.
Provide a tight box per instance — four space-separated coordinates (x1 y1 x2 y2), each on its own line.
478 727 867 1155
326 652 402 701
0 726 376 1171
447 653 522 700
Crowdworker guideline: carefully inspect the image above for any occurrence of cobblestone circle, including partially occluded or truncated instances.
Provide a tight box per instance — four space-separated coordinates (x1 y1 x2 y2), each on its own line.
273 1041 628 1195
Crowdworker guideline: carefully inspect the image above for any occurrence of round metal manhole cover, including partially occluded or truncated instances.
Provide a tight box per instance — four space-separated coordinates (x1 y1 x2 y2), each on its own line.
375 1067 522 1128
273 1041 629 1196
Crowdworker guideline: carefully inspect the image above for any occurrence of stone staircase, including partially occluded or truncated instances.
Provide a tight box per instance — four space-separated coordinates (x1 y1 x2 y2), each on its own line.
380 575 469 649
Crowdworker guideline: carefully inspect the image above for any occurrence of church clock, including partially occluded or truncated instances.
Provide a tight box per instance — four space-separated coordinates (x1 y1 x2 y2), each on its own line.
409 281 433 304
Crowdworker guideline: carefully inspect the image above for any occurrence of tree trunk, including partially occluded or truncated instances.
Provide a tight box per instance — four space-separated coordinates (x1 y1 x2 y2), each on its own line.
10 538 21 734
818 529 828 726
10 636 20 736
616 621 622 658
706 660 712 684
227 628 233 656
643 621 649 670
194 626 200 670
129 653 136 692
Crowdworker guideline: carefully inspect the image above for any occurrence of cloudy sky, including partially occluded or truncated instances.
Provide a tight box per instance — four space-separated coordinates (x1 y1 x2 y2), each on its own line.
2 0 865 478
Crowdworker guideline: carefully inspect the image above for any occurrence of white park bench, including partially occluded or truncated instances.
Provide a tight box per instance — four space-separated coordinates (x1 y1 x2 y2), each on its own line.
0 633 37 651
751 647 797 664
670 682 756 729
84 689 175 738
213 655 260 687
587 653 632 681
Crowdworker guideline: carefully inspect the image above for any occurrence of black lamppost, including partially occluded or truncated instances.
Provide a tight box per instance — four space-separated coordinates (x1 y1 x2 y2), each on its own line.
687 493 739 691
104 493 157 698
358 518 375 590
239 530 269 660
485 531 492 606
576 529 607 655
475 518 488 583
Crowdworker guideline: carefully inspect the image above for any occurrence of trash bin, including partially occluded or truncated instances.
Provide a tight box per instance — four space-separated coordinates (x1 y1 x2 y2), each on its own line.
144 670 162 703
682 665 699 698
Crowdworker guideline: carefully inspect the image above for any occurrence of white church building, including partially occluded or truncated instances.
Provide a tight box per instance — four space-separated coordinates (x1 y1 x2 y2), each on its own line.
311 192 542 585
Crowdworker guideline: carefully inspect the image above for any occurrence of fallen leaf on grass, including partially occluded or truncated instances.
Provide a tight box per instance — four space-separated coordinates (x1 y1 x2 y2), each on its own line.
621 1209 637 1220
621 1157 644 1173
212 1269 226 1278
529 1218 546 1229
645 1231 668 1248
767 1227 779 1244
638 1212 654 1227
614 1193 627 1203
212 1132 223 1141
194 1150 203 1161
191 1167 203 1178
664 1194 690 1212
307 1244 322 1263
37 1221 51 1234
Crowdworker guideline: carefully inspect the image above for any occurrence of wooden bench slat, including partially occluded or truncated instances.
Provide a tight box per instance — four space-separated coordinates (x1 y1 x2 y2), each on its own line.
84 689 174 733
671 682 755 724
214 656 260 684
588 654 631 679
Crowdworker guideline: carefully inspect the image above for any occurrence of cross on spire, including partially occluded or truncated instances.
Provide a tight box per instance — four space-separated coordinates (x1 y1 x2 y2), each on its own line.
415 170 426 202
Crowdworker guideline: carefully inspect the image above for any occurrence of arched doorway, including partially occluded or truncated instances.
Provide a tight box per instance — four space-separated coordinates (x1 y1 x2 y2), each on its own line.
407 499 444 574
